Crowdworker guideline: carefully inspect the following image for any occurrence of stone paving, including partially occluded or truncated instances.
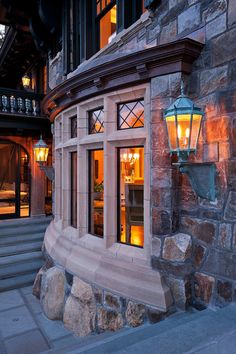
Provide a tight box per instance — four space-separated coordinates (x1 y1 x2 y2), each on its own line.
0 287 82 354
1 287 236 354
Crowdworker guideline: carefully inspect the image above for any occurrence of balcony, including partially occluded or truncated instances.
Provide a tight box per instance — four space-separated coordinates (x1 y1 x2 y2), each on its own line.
0 88 51 137
0 87 45 118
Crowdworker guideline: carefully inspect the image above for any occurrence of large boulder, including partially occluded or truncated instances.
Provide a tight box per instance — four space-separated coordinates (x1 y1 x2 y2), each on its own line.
63 295 96 336
40 266 66 320
71 277 94 304
32 266 46 299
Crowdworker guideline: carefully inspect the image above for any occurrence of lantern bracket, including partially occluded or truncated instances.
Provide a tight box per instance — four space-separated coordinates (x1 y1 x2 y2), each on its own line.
174 162 216 201
38 162 55 181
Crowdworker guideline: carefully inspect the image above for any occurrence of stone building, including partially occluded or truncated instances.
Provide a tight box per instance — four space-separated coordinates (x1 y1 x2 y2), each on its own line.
2 0 236 336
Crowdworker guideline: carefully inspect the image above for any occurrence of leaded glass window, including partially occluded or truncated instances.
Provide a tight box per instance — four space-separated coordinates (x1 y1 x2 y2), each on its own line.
89 108 104 134
118 99 144 130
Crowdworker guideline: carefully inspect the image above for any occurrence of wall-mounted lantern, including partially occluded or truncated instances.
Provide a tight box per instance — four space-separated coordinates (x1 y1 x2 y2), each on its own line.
164 82 216 201
22 74 31 89
33 135 54 181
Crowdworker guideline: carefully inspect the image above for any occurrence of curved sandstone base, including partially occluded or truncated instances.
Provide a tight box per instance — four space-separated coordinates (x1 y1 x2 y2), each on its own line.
38 220 174 335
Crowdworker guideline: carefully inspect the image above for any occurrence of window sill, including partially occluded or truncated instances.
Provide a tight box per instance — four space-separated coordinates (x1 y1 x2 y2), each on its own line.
107 242 147 266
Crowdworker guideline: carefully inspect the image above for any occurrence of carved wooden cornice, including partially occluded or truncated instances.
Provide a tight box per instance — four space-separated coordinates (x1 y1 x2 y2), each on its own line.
42 38 204 121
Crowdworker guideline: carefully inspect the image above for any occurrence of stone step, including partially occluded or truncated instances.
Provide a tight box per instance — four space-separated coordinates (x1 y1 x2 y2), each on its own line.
0 250 42 267
0 216 51 230
0 272 37 292
0 223 49 238
0 232 44 246
42 310 210 354
0 258 43 279
47 305 236 354
0 240 42 257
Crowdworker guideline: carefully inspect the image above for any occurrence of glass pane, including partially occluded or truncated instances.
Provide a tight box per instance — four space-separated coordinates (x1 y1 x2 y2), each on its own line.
118 100 144 130
89 108 104 134
71 116 77 138
177 114 191 150
190 114 202 150
119 147 144 247
0 143 16 216
89 150 104 237
71 152 77 228
100 4 117 49
20 148 30 217
166 115 177 151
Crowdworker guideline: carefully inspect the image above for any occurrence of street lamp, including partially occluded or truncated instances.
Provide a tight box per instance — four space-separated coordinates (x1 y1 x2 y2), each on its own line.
33 135 54 180
164 82 216 201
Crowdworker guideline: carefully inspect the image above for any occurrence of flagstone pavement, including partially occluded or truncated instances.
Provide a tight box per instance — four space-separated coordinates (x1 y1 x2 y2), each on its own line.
0 287 81 354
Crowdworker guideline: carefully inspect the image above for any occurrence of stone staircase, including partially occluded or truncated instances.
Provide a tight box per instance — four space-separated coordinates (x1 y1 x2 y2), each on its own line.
42 304 236 354
0 216 51 292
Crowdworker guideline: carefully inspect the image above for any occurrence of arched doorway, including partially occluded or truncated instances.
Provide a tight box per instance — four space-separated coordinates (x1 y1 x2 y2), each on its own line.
0 141 30 219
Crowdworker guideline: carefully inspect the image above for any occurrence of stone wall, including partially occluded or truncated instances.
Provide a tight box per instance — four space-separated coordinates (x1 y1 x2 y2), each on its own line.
148 0 236 309
33 260 174 336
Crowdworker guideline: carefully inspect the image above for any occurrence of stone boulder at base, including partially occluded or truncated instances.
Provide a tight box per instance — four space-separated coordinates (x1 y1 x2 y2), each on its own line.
97 307 124 332
63 295 96 336
125 301 146 327
40 266 66 320
63 277 96 336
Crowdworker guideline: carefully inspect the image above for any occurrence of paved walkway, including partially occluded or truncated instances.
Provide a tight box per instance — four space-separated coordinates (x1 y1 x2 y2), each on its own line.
0 287 81 354
1 287 236 354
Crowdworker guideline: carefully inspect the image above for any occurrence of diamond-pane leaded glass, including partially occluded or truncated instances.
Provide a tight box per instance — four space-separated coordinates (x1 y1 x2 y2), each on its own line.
89 108 104 134
118 100 144 130
71 116 77 138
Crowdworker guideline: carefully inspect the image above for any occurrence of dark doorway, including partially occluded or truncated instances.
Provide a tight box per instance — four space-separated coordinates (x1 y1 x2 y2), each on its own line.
0 141 30 219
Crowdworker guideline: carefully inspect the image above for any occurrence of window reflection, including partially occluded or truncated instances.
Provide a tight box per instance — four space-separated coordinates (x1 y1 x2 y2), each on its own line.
89 150 104 237
71 152 77 228
118 100 144 130
89 108 104 134
118 147 144 247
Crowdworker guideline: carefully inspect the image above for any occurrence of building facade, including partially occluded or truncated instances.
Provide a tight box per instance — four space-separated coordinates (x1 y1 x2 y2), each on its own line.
10 0 235 335
0 5 52 220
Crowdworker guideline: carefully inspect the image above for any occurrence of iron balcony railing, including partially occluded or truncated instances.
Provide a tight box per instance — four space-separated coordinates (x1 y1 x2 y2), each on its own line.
0 88 45 117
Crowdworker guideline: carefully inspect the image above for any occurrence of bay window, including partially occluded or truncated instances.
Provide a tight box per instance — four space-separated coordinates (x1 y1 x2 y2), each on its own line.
56 85 149 254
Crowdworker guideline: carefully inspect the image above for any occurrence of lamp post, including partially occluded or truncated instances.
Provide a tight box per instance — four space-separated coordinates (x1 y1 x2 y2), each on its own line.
33 135 54 181
164 82 216 201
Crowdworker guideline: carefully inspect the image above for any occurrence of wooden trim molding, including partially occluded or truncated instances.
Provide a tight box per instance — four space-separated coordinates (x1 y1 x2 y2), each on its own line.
42 38 204 121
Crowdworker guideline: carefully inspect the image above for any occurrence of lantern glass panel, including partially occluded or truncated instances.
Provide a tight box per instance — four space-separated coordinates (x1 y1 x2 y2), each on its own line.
176 114 191 150
34 147 49 163
190 114 202 150
165 115 177 151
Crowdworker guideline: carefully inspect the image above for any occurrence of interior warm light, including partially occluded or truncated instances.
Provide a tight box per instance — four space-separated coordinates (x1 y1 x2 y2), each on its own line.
111 5 116 24
121 151 140 164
